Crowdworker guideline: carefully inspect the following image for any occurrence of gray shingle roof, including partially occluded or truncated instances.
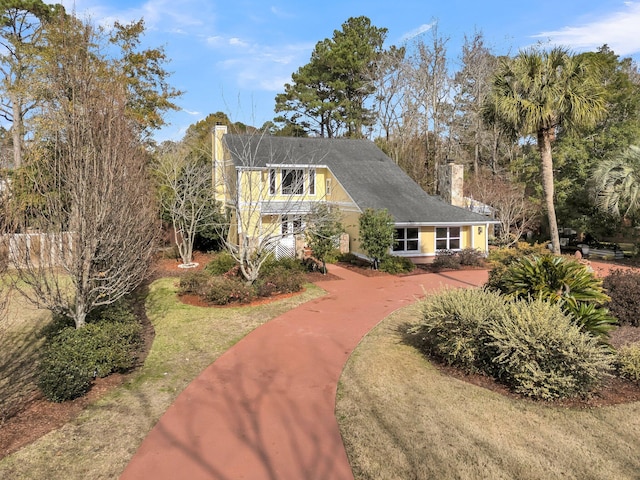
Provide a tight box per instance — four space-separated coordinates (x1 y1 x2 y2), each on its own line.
224 134 491 225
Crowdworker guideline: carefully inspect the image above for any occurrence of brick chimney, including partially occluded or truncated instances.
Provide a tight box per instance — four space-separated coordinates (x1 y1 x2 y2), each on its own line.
438 159 464 207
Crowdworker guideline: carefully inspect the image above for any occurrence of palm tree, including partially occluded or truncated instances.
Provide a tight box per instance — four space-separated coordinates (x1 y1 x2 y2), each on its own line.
592 145 640 219
485 47 606 253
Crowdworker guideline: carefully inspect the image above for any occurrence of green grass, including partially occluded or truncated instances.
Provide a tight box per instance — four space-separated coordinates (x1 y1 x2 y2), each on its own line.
337 303 640 480
0 277 325 480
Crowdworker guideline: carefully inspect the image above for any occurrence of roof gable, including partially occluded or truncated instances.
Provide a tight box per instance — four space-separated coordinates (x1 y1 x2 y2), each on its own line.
223 134 491 225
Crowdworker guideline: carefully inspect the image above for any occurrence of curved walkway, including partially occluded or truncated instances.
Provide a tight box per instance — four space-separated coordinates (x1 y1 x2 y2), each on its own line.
120 265 488 480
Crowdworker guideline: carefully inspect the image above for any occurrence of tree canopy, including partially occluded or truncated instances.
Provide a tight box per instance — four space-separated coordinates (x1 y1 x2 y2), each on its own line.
275 16 388 138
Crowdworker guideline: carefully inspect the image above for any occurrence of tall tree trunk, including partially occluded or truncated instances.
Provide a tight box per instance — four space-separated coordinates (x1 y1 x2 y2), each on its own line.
538 129 560 254
11 96 22 169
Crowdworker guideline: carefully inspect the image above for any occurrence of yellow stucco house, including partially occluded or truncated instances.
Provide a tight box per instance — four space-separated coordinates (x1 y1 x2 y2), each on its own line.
212 124 494 264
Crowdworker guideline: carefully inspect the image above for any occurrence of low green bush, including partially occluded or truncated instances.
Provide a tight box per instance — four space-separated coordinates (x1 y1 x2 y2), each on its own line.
260 256 306 276
178 271 210 296
603 269 640 327
38 319 142 402
431 250 461 270
408 288 506 373
616 343 640 382
204 251 238 275
203 277 254 305
485 298 613 400
379 255 414 274
259 267 305 294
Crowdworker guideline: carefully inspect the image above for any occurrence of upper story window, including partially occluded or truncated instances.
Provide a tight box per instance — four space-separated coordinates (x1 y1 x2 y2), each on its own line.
269 168 316 196
436 226 461 250
394 227 419 252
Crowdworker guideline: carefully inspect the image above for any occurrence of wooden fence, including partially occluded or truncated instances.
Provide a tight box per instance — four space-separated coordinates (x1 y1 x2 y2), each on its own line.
3 232 74 268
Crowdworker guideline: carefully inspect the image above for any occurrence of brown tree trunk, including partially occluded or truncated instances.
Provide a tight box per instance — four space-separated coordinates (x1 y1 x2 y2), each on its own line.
11 96 22 169
538 128 560 254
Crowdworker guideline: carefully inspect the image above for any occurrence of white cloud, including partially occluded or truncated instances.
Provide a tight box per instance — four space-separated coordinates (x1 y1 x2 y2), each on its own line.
400 22 435 43
182 109 201 116
532 2 640 56
229 37 249 48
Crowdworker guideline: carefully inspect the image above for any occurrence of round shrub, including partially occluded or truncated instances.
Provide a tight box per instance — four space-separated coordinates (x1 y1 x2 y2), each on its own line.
408 288 506 373
615 342 640 382
431 250 461 271
260 256 306 276
204 277 254 305
259 267 305 294
379 255 414 274
458 248 485 267
38 320 142 402
485 298 613 400
204 251 238 275
178 271 210 296
603 269 640 326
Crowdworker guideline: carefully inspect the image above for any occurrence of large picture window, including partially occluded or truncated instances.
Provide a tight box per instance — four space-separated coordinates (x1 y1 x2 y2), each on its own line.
394 227 419 252
269 168 316 196
436 226 461 250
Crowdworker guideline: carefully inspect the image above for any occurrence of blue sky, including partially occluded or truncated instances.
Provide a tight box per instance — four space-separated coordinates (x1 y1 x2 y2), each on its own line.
62 0 640 142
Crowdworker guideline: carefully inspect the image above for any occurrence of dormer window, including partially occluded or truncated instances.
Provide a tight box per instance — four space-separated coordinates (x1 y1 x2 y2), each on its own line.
282 169 304 195
268 168 316 196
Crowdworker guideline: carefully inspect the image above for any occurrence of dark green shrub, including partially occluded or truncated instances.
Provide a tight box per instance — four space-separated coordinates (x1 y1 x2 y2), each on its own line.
379 255 414 274
431 250 461 271
205 251 238 275
259 267 305 294
38 349 93 402
203 277 254 305
178 271 210 296
615 343 640 382
603 269 640 326
485 298 613 400
359 208 395 269
458 248 485 267
38 320 142 402
87 297 136 324
260 256 305 276
408 288 506 373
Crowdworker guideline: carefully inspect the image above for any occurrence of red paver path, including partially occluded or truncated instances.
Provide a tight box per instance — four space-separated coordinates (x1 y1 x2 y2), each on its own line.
120 265 488 480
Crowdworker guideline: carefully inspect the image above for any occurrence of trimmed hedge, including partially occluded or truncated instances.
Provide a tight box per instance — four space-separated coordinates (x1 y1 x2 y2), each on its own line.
379 255 414 274
38 310 142 402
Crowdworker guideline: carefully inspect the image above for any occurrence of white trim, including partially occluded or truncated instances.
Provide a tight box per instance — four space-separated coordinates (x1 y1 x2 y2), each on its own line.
394 221 499 227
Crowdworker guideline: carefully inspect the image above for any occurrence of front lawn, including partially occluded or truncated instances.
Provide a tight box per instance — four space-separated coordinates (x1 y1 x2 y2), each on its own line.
0 277 324 479
337 302 640 480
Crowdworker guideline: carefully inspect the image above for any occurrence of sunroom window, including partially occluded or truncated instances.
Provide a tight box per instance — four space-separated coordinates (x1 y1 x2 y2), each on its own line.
436 226 461 250
394 227 419 252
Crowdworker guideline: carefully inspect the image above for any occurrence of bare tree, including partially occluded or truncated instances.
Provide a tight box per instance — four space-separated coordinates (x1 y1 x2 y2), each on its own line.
214 128 335 283
5 18 158 329
154 141 218 267
403 24 453 193
467 170 539 246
